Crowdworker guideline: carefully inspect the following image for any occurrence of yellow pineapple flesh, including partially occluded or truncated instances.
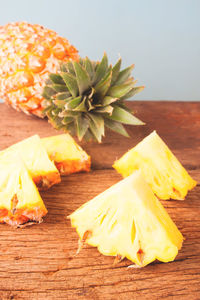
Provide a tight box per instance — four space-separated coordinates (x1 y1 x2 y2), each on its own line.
113 131 196 200
0 152 47 227
0 21 78 117
1 135 61 190
69 171 183 267
41 134 91 175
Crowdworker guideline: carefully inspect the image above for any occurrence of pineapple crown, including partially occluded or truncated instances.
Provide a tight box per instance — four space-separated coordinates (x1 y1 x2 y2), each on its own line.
42 53 145 142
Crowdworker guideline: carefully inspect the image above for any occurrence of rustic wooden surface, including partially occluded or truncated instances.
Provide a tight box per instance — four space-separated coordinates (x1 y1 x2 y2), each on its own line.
0 101 199 300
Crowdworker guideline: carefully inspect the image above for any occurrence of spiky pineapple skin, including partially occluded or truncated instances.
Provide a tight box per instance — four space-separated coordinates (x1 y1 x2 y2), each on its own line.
0 22 78 117
113 131 197 200
41 134 91 175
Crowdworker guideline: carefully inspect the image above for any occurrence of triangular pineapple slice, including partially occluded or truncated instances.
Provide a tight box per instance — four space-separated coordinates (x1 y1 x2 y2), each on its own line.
113 131 196 200
0 152 47 227
69 171 183 267
0 135 61 190
41 134 91 175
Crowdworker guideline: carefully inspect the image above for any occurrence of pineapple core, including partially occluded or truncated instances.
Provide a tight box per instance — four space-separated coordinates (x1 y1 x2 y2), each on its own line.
0 135 61 190
69 171 183 267
113 131 196 200
41 134 91 175
0 153 47 227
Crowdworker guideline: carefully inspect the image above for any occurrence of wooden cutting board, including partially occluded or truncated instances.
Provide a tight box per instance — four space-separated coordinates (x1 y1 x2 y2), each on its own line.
0 101 199 300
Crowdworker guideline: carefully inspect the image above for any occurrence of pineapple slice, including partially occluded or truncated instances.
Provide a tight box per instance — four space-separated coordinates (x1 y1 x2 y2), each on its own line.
1 135 60 190
69 171 183 267
0 152 47 227
113 131 196 200
41 134 91 175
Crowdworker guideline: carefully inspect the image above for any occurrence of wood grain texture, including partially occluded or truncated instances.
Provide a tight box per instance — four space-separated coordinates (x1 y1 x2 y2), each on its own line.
0 101 199 300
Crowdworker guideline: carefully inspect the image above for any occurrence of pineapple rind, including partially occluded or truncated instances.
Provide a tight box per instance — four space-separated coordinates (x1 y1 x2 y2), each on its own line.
70 171 183 267
113 131 197 200
42 134 91 175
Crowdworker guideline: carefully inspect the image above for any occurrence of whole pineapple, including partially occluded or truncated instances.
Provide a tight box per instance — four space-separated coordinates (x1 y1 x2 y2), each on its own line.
0 22 78 117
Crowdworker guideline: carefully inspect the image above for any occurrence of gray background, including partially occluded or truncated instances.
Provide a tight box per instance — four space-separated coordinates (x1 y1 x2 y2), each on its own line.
0 0 199 101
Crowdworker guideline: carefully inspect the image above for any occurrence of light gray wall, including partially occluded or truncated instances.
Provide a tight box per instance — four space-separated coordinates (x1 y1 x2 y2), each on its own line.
0 0 199 101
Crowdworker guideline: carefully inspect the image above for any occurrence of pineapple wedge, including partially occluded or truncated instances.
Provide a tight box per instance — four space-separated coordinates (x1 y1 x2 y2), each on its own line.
0 152 47 227
41 134 91 175
113 131 196 200
69 171 183 267
1 135 61 190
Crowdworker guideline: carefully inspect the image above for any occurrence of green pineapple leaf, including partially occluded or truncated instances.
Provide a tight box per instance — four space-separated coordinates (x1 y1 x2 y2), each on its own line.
105 119 129 137
61 73 79 97
94 53 108 84
43 53 145 142
73 61 91 94
108 106 145 125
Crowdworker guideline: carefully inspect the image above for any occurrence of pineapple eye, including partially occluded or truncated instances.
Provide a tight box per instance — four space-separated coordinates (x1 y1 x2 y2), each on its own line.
82 230 92 242
136 248 144 264
11 194 18 215
113 254 124 265
172 187 182 199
